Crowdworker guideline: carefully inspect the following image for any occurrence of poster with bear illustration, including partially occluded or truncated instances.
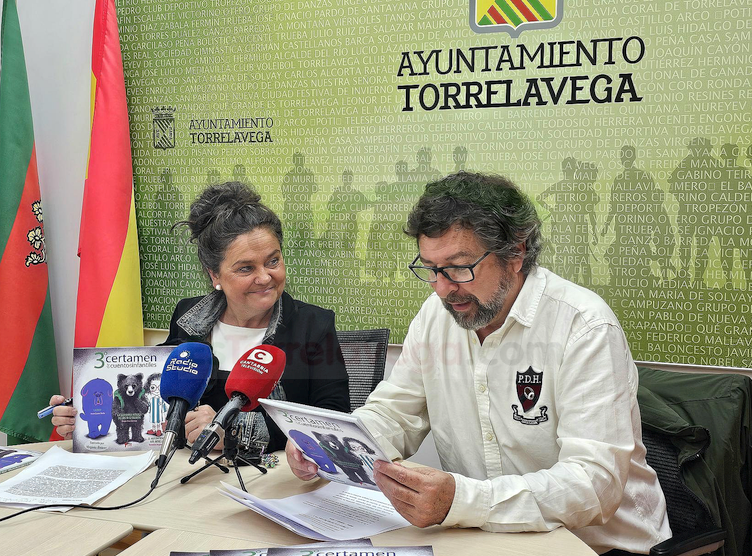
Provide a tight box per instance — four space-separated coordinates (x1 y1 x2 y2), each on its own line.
260 399 389 491
72 346 175 453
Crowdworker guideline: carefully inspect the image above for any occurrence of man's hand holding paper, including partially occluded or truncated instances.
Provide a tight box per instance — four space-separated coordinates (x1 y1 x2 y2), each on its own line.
373 460 455 528
285 440 319 481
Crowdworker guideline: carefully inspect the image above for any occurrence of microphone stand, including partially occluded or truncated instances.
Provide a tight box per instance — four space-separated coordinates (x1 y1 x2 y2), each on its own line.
179 449 230 485
223 421 267 491
155 424 228 488
180 420 266 489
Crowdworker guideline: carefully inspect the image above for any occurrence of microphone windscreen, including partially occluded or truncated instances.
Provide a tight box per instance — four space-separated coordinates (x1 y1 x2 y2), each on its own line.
160 342 213 406
225 344 286 411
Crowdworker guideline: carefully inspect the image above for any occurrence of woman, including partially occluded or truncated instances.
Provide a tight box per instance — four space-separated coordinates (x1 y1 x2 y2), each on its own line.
52 182 350 457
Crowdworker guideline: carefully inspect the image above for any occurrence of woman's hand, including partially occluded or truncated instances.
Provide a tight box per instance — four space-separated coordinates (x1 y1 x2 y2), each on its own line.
49 395 76 440
285 439 319 481
184 404 224 450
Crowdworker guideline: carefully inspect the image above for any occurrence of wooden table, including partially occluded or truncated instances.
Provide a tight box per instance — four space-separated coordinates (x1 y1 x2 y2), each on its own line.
1 442 596 556
115 528 266 556
0 505 133 556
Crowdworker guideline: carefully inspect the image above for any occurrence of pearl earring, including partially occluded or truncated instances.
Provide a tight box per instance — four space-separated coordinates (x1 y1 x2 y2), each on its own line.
215 284 222 291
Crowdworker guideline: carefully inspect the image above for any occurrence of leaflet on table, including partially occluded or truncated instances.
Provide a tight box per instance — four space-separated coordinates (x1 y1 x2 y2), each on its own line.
266 547 433 556
209 539 373 556
0 446 42 474
0 445 155 511
72 346 174 453
258 398 387 491
219 481 409 542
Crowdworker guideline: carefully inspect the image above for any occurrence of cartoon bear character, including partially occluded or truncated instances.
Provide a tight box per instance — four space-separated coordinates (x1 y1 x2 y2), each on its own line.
80 378 114 439
112 373 149 445
313 432 375 486
144 373 168 436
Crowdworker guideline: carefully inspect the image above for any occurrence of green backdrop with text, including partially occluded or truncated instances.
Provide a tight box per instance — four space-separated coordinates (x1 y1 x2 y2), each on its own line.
118 0 752 367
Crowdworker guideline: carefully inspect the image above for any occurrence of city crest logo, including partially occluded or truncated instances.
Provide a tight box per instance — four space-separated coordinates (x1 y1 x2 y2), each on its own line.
152 106 175 150
470 0 564 37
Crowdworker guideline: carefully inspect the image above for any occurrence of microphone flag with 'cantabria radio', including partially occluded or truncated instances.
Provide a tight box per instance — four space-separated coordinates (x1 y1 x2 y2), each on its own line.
225 345 286 411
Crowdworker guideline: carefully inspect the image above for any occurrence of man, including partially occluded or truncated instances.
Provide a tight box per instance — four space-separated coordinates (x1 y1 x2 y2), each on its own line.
287 172 671 555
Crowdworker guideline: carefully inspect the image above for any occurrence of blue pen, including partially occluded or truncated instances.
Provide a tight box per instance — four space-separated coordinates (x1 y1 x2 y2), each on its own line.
37 398 73 419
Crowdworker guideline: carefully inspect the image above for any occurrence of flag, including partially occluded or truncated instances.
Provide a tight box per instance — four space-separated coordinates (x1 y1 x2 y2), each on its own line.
0 0 61 443
75 0 143 348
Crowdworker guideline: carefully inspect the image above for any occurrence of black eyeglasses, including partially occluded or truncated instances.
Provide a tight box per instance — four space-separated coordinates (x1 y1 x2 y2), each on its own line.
408 251 491 283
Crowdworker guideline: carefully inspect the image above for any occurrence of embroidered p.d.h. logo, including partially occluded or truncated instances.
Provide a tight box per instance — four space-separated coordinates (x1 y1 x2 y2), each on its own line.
512 366 548 425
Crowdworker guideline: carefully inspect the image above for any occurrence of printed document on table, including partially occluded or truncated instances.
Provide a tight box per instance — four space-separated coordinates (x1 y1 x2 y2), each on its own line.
219 481 409 542
267 546 433 556
209 538 373 556
0 445 155 511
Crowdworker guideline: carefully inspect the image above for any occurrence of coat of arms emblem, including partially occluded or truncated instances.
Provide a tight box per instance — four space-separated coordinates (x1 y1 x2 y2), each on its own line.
470 0 564 37
152 107 175 150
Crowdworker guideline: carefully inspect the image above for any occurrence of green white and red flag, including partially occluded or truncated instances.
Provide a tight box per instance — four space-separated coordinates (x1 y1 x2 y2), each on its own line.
0 0 62 443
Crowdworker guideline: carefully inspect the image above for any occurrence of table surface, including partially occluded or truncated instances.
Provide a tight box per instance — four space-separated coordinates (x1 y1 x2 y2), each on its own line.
0 504 133 556
0 442 596 556
116 528 266 556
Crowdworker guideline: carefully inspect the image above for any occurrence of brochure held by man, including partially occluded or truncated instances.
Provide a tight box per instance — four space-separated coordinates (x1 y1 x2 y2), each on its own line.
258 398 388 491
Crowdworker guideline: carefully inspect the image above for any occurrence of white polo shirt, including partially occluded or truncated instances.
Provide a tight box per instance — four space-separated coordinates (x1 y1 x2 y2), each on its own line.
355 266 671 554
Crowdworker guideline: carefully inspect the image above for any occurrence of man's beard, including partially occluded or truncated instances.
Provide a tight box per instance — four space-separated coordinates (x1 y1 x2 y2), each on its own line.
441 277 511 330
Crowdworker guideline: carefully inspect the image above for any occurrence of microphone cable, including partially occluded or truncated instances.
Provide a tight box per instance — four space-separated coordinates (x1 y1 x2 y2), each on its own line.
0 482 158 523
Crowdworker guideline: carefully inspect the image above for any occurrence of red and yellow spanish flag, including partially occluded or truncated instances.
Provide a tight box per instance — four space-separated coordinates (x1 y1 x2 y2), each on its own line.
75 0 143 348
0 0 61 443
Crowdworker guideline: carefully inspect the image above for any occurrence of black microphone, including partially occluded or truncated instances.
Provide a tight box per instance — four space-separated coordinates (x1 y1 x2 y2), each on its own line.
155 343 212 474
189 345 286 464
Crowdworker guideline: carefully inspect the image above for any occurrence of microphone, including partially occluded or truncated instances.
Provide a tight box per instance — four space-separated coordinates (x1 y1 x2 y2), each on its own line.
156 342 212 472
189 345 286 464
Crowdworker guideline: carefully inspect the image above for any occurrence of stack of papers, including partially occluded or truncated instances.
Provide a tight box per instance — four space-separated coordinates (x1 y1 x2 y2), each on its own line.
0 445 155 511
219 481 410 542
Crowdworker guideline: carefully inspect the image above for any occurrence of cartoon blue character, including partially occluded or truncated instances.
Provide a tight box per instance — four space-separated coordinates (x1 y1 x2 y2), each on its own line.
0 453 33 469
289 429 338 474
80 378 114 439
